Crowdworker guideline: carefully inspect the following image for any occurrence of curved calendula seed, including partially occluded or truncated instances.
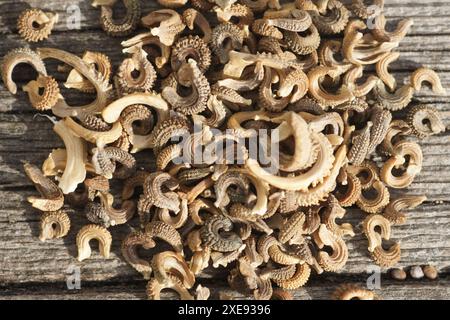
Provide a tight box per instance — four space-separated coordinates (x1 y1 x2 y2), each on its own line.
17 8 58 42
211 23 244 64
142 171 181 213
266 9 311 32
333 284 379 300
24 162 64 212
121 230 155 279
309 0 349 35
303 207 321 234
381 141 423 189
64 51 112 93
376 51 400 92
211 245 246 268
319 39 352 71
407 105 446 139
152 251 195 288
91 146 136 179
42 148 95 177
156 144 183 171
260 264 296 282
313 224 349 272
410 68 446 95
295 144 348 207
334 171 362 208
379 120 412 156
53 120 87 194
348 122 372 166
156 201 189 230
158 0 188 7
84 201 113 227
189 198 220 226
121 33 171 69
343 20 399 66
215 4 255 28
97 192 135 225
371 243 401 267
23 75 61 111
39 210 71 242
122 170 149 200
283 25 321 56
308 66 354 107
322 196 355 238
278 211 306 244
275 112 317 171
357 180 390 214
252 19 283 39
278 68 309 102
78 113 112 132
182 8 212 43
146 277 194 300
349 0 384 19
362 214 390 252
141 9 186 46
246 131 334 191
214 170 249 208
120 104 154 136
190 246 211 275
373 81 414 111
268 242 304 265
343 65 379 98
64 117 123 149
224 50 299 79
115 48 156 95
37 47 113 118
171 35 211 73
258 67 291 112
383 195 427 225
347 160 380 190
1 47 47 95
162 59 210 115
93 0 141 37
372 14 413 43
102 92 169 124
367 105 392 154
145 221 183 252
272 263 311 289
200 215 243 252
76 224 112 261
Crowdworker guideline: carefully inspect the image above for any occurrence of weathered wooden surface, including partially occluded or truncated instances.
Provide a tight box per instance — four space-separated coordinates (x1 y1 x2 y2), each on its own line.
0 0 449 299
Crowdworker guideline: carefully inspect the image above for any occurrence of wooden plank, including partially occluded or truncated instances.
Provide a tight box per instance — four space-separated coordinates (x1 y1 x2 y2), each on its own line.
0 0 450 35
0 203 448 283
1 277 448 300
0 0 449 299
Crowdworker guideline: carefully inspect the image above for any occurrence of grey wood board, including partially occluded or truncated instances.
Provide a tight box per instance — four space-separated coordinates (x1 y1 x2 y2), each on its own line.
0 0 449 299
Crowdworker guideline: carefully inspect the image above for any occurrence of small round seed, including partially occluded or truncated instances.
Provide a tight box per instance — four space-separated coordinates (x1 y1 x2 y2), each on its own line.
390 268 407 281
423 265 438 280
410 266 425 279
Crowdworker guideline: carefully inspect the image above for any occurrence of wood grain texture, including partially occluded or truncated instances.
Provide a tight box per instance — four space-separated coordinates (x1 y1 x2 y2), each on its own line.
1 277 448 300
0 0 449 299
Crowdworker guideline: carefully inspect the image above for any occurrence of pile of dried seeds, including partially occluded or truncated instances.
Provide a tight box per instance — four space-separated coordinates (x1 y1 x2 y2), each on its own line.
1 0 446 300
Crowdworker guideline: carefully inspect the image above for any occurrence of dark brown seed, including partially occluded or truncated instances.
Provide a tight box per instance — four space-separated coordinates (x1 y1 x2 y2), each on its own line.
390 268 407 281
